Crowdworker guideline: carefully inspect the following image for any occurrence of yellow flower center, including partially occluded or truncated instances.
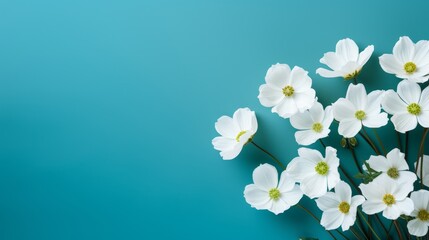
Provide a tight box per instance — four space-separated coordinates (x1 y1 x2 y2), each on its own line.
269 188 281 201
235 130 247 142
315 161 329 175
387 167 399 179
355 110 366 120
344 70 360 80
417 209 429 221
404 62 417 74
312 122 323 133
383 194 396 206
282 85 294 97
407 103 421 115
338 201 350 214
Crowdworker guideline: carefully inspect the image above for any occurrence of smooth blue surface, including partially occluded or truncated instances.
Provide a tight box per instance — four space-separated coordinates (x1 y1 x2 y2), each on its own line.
0 1 428 239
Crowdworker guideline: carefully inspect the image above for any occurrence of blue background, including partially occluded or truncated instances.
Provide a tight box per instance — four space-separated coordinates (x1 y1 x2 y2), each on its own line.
0 0 428 239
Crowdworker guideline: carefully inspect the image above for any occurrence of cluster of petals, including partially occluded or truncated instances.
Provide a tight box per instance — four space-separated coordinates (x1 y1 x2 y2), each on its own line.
415 155 429 187
244 164 303 215
407 190 429 237
212 108 258 160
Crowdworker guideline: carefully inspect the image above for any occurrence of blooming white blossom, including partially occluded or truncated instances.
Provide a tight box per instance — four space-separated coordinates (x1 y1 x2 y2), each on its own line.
286 147 340 199
415 155 429 187
244 164 303 215
365 148 417 185
332 83 388 138
212 108 257 160
316 181 365 231
290 102 333 146
382 80 429 133
360 175 414 220
407 190 429 237
316 38 374 79
258 63 316 118
379 36 429 83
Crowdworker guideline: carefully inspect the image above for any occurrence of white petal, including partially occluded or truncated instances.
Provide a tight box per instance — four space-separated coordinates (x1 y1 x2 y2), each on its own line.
277 171 294 193
253 164 278 191
396 198 414 216
258 84 284 107
394 181 414 200
322 106 334 127
286 158 316 181
298 147 324 164
269 198 289 215
419 85 429 110
280 185 303 206
362 201 385 215
366 155 390 172
379 54 403 75
244 184 270 206
320 52 346 70
365 90 384 115
346 83 367 110
359 181 384 200
387 148 408 170
290 111 313 130
272 98 297 118
410 190 429 210
418 111 429 128
309 102 324 123
289 66 312 92
338 61 360 76
219 143 243 160
338 119 361 138
295 130 319 146
215 116 239 138
336 38 359 62
301 174 327 198
327 171 340 190
383 204 401 219
407 219 429 237
382 90 408 114
320 209 344 230
398 79 421 104
316 68 343 78
233 108 255 132
265 63 290 89
332 98 356 121
414 40 429 65
362 113 388 128
391 113 418 133
316 192 340 211
341 214 356 231
350 195 365 208
393 36 415 63
335 181 351 203
325 147 339 168
358 45 374 66
294 89 316 112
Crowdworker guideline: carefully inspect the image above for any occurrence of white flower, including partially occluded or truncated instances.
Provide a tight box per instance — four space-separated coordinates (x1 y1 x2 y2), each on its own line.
365 148 417 185
407 190 429 237
286 147 340 199
415 155 429 187
316 38 374 79
258 63 316 118
244 164 303 215
382 80 429 133
360 175 414 220
332 83 388 138
316 181 365 231
212 108 257 160
379 36 429 83
290 102 333 146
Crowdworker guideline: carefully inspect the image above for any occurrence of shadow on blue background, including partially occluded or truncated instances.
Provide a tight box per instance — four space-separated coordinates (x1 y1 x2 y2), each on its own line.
0 0 427 239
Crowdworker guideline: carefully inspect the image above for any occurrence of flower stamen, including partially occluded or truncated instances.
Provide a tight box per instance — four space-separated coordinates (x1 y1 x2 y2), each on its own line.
387 167 399 179
407 103 421 115
383 194 396 206
355 110 366 120
338 201 350 214
404 62 417 74
344 70 360 80
417 209 429 221
235 130 247 142
282 85 294 97
269 188 281 201
315 161 329 175
312 123 323 133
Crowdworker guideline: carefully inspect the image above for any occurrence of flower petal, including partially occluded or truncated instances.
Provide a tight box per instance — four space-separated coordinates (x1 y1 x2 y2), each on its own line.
320 52 346 70
358 45 374 66
419 86 429 110
365 90 384 115
335 181 351 203
253 164 278 191
272 98 298 118
290 111 313 130
269 198 289 215
277 171 294 192
289 66 312 92
391 113 417 133
338 119 361 138
346 83 367 110
393 36 415 63
362 201 385 215
265 63 290 89
316 192 340 211
258 84 284 107
294 89 316 112
379 54 403 75
382 90 408 114
333 98 356 121
298 148 324 164
301 174 327 198
336 38 359 62
280 185 303 206
418 111 429 128
407 219 429 237
233 108 255 132
215 116 239 138
362 112 388 128
398 80 421 105
244 184 270 206
295 130 319 146
316 68 343 78
320 209 344 230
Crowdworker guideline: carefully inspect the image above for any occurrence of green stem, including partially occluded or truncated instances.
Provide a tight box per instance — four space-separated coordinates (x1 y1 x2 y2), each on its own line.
405 132 409 162
297 204 339 240
393 220 404 240
372 129 387 156
374 214 389 239
396 131 403 153
349 148 363 174
350 226 366 240
358 131 381 155
353 77 358 85
358 210 381 240
319 139 327 148
250 141 285 170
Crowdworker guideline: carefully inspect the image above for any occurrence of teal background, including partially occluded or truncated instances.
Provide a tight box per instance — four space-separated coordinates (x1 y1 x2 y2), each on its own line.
0 0 428 239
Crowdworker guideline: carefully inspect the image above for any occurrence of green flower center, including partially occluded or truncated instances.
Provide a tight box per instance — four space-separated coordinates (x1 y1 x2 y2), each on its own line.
355 110 366 120
338 201 350 214
407 103 421 115
269 188 281 201
418 209 429 221
383 194 396 206
387 167 399 179
312 122 323 133
315 161 329 175
282 85 294 97
404 62 417 74
235 130 247 142
344 70 360 80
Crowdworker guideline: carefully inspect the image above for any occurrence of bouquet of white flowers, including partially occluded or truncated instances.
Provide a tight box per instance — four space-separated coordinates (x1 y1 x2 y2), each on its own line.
212 37 429 239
